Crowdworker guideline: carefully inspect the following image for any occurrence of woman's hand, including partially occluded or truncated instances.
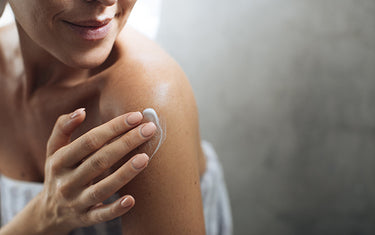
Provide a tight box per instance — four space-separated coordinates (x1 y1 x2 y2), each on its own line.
0 108 156 235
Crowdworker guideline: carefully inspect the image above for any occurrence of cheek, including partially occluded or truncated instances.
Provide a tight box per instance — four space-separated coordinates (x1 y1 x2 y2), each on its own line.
9 1 37 27
119 0 137 17
11 1 60 45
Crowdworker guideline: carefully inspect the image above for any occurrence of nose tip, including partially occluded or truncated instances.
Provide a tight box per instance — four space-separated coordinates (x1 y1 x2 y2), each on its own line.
86 0 117 6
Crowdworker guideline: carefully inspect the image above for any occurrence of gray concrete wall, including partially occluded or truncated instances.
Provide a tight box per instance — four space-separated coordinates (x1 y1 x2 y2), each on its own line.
156 0 375 234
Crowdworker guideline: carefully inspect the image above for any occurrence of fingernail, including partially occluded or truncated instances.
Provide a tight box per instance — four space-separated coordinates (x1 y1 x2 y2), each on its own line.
121 197 132 208
141 122 156 137
70 108 85 119
131 154 149 170
126 112 142 125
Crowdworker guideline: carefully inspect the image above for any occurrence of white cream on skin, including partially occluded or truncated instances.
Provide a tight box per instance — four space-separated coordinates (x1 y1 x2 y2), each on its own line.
142 108 166 159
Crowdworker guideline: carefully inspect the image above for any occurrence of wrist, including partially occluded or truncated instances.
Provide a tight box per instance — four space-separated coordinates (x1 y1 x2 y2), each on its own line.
0 195 70 235
30 193 72 235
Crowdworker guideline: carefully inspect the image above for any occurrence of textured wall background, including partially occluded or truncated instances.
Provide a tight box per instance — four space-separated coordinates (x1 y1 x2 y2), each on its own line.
156 0 375 234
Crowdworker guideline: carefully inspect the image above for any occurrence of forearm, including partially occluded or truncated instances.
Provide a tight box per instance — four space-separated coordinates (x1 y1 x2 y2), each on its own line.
0 194 69 235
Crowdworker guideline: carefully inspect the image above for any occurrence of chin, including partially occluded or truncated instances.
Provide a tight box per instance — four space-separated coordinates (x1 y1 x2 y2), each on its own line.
62 49 111 69
71 58 107 69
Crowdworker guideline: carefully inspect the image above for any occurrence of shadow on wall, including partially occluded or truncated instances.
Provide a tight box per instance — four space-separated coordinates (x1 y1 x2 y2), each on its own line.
157 0 375 234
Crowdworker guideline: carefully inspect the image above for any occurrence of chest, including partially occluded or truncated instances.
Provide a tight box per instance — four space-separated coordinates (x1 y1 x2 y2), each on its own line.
0 83 105 182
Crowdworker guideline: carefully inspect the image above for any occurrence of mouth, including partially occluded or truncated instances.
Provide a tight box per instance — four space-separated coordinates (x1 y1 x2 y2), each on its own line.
63 18 113 41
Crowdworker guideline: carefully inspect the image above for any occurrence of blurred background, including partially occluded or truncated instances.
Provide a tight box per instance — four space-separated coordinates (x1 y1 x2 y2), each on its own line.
2 0 375 234
157 0 375 235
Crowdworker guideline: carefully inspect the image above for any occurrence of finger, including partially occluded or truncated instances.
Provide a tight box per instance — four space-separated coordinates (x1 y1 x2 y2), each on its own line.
46 108 86 156
80 154 149 207
60 111 143 167
72 122 156 186
84 195 135 226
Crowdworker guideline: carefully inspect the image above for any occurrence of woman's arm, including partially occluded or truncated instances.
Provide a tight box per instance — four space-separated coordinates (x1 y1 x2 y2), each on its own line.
101 53 206 234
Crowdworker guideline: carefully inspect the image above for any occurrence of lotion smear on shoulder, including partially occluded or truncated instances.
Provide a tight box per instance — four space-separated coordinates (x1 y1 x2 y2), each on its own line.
142 108 166 159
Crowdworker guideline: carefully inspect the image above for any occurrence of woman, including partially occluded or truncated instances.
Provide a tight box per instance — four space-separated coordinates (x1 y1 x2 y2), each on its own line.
0 0 232 234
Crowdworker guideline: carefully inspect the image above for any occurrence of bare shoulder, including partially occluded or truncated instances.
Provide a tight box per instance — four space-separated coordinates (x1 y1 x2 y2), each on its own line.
100 26 198 126
99 25 203 170
99 27 206 234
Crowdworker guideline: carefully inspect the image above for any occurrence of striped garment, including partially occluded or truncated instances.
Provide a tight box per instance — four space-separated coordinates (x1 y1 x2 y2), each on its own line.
0 141 232 235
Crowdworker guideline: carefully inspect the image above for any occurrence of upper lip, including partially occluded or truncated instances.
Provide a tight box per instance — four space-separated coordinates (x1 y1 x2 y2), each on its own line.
65 18 113 27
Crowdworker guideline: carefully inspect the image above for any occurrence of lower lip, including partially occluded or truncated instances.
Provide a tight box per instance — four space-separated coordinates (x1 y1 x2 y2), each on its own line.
65 21 112 41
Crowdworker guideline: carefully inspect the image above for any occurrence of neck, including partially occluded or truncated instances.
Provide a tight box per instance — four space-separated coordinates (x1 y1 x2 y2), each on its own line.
16 22 90 98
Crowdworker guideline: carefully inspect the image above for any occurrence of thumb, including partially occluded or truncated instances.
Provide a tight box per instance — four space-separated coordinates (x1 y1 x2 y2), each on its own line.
46 108 86 156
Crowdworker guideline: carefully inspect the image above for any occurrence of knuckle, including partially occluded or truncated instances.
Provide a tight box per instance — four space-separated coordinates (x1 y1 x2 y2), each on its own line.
115 171 131 185
83 134 101 151
94 211 105 224
108 120 122 135
54 146 66 158
85 210 104 225
89 185 104 203
48 157 61 174
56 181 71 198
110 205 117 215
117 165 136 184
90 155 110 172
120 135 135 150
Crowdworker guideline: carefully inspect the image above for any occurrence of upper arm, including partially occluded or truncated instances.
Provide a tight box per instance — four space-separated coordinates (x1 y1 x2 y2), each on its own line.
101 52 206 234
